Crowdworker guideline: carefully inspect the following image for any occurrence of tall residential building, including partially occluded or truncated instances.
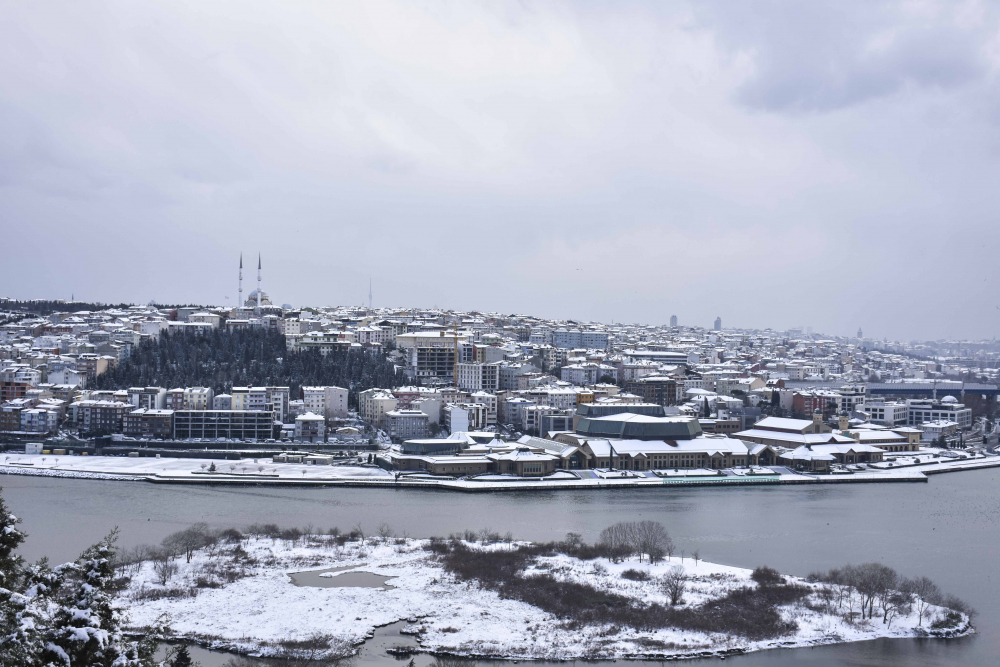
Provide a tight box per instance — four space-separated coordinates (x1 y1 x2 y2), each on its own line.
714 317 722 331
302 386 349 420
670 315 678 327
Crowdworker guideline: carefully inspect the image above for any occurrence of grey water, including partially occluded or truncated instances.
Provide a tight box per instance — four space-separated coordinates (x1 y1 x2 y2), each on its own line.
3 468 998 666
290 567 396 589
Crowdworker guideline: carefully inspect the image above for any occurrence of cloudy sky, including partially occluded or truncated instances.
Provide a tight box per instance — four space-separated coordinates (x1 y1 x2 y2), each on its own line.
2 1 998 340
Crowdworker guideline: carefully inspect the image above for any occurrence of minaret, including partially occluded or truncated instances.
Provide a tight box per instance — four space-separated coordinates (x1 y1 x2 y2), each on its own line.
238 253 243 309
369 278 373 310
256 254 262 314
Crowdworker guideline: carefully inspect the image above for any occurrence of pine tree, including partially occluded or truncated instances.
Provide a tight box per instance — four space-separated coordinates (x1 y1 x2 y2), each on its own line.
0 489 163 667
0 488 25 587
170 644 194 667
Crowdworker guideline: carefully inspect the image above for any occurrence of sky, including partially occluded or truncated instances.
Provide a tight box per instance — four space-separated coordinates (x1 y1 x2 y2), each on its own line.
1 1 999 341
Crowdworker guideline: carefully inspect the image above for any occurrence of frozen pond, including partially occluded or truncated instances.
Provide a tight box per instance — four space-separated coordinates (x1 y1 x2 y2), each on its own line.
290 566 397 589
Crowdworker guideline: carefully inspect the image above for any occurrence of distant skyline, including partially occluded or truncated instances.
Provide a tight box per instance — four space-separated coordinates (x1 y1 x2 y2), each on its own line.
2 1 999 341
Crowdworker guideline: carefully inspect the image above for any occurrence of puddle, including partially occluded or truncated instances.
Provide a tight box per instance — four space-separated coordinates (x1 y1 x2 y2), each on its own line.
289 565 397 589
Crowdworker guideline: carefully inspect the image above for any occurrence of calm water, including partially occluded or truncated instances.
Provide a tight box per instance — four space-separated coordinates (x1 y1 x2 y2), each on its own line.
2 470 997 666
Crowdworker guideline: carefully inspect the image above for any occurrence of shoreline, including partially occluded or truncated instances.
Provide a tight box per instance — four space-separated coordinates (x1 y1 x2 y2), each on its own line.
122 536 975 662
3 453 999 492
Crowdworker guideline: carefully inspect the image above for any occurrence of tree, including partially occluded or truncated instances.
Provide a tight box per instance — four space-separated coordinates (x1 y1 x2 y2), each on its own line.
902 576 941 627
632 521 672 564
169 644 194 667
152 549 179 585
0 488 25 588
662 566 687 606
598 522 635 563
0 517 163 667
163 523 215 563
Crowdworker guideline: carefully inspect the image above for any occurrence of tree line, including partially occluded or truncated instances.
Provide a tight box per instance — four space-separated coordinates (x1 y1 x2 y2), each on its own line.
92 327 406 406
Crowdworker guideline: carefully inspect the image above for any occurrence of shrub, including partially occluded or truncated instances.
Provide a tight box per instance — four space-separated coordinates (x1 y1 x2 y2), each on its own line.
621 569 650 581
751 566 783 587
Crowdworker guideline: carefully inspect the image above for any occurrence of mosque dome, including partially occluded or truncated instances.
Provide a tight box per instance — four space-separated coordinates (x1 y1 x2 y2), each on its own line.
245 289 272 307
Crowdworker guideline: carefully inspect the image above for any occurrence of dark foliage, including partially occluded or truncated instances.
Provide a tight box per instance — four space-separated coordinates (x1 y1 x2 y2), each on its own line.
621 569 650 581
1 300 135 316
92 328 405 406
751 566 784 587
427 538 805 640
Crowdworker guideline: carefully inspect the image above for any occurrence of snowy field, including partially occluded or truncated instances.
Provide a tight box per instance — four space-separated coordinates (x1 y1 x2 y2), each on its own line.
121 536 973 661
1 451 998 490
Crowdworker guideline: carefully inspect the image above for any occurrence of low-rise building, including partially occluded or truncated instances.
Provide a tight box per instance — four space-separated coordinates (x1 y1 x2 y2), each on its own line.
294 412 326 442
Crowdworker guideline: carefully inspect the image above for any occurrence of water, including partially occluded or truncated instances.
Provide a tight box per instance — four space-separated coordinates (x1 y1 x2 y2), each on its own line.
290 567 397 589
2 469 998 665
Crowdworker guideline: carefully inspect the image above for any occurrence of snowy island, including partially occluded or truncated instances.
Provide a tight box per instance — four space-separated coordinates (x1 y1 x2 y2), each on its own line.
121 526 974 662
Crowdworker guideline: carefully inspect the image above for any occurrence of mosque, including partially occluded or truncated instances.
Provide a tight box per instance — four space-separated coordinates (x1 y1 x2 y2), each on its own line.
235 253 277 315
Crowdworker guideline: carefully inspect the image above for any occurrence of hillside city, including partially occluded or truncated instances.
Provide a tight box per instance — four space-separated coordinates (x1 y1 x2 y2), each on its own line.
3 279 999 480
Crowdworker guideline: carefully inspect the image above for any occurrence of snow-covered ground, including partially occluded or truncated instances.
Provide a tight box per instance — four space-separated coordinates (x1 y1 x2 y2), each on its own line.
122 537 972 661
2 451 998 490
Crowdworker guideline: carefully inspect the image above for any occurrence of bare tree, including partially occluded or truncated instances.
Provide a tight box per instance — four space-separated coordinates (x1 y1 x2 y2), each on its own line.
902 576 941 626
632 521 672 564
662 565 687 606
152 549 178 585
599 522 636 563
378 523 394 542
883 589 912 628
163 523 216 563
846 562 898 620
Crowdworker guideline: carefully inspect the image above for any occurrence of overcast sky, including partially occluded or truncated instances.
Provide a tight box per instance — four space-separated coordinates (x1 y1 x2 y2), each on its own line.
2 1 999 340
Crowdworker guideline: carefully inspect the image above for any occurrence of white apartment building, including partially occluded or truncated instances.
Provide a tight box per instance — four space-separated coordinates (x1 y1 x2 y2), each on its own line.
183 387 214 410
443 403 487 434
358 388 398 428
470 391 498 426
858 400 908 427
560 363 617 386
455 362 501 393
302 386 349 420
906 398 973 430
231 386 290 421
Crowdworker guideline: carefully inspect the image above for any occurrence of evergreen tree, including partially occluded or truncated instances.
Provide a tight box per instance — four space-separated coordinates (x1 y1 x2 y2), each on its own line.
0 488 163 667
169 644 194 667
0 488 25 587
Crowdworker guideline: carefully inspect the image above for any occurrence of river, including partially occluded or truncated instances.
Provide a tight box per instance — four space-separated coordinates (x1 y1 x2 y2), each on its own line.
2 469 997 666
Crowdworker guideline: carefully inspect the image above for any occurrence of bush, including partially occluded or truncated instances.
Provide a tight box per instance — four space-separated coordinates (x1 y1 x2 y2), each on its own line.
751 566 783 587
428 536 804 640
621 569 650 581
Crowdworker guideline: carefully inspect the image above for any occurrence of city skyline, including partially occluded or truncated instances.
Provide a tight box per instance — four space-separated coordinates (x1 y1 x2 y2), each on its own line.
2 2 999 341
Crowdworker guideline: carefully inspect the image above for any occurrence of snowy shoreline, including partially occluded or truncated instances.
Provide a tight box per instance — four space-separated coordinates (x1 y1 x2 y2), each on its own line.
2 451 1000 491
121 536 973 662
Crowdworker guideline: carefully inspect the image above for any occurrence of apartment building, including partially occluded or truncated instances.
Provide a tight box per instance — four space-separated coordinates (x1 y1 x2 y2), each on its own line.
385 409 430 442
302 386 349 420
173 410 274 441
127 386 166 410
455 362 501 393
358 388 398 428
123 408 175 439
294 412 326 442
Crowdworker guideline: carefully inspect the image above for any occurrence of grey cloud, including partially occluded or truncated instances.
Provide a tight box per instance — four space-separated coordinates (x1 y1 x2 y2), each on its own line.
693 1 994 112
